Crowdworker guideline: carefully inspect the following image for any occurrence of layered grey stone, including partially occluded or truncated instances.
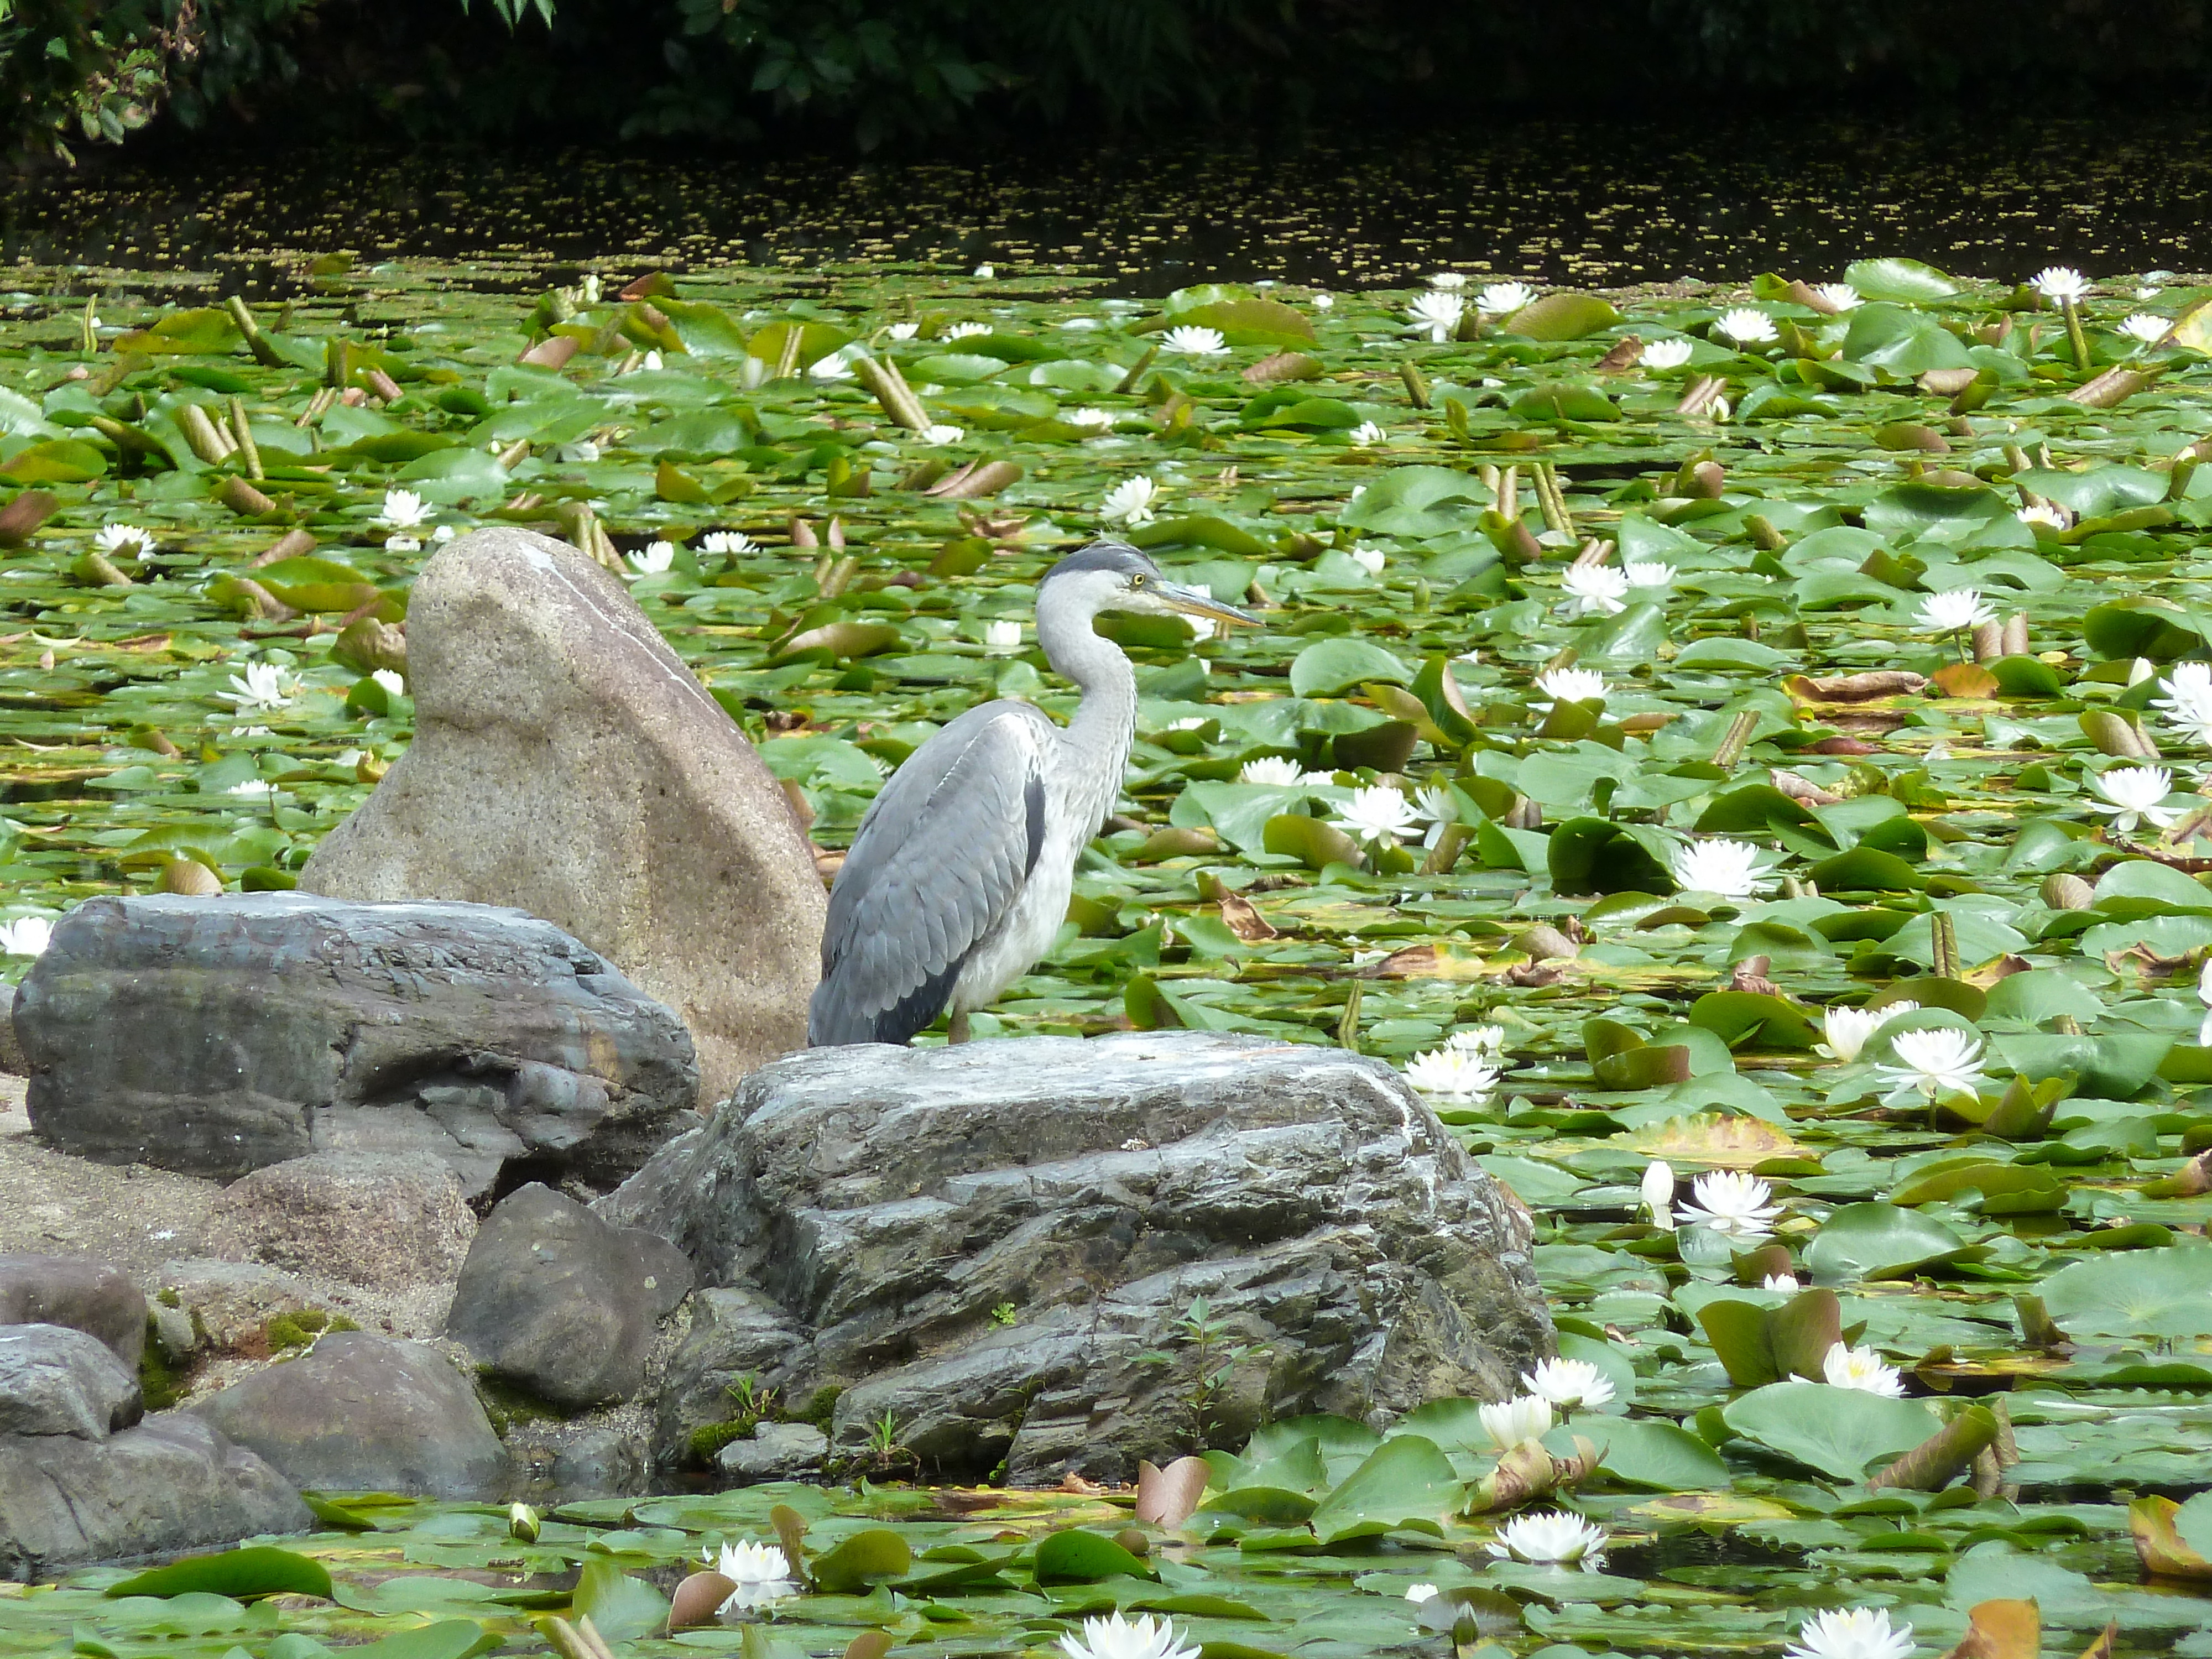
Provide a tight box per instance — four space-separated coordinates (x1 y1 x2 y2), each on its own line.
0 1254 145 1369
0 1323 141 1440
299 527 823 1102
607 1032 1552 1484
15 893 697 1194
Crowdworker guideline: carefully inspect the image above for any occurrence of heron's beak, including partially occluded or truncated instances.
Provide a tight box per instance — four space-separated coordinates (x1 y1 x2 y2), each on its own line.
1154 581 1259 629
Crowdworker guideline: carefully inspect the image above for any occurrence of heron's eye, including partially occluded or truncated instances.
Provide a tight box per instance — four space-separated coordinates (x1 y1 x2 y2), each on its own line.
1129 574 1148 589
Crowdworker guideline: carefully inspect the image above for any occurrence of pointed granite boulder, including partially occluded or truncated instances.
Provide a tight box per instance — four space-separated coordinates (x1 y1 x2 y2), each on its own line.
301 529 823 1100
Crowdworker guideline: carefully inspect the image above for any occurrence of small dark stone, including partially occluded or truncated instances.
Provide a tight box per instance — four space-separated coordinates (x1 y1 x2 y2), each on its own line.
192 1331 509 1499
716 1421 828 1483
604 1032 1554 1485
0 1324 142 1439
15 893 698 1196
0 983 25 1076
445 1183 693 1408
1 1413 309 1580
0 1254 147 1369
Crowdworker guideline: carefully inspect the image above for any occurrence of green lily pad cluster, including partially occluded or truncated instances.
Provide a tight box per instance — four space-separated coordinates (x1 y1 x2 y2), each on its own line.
2 253 2212 1653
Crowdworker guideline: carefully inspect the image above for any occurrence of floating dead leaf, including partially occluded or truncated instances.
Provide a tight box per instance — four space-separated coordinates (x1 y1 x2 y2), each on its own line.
0 489 58 546
1059 1472 1109 1496
1728 956 1783 997
1361 941 1490 979
2131 1495 2212 1580
2070 366 2157 409
844 1635 894 1659
1768 768 1843 806
1932 661 1999 699
925 460 1024 499
1804 735 1878 754
519 335 580 370
1962 953 2032 989
1593 336 1644 373
1218 892 1277 942
666 1572 734 1632
1937 1599 2039 1659
1242 350 1323 385
1623 1112 1809 1167
1786 670 1928 702
1917 367 1980 396
1134 1456 1211 1527
1629 1492 1798 1524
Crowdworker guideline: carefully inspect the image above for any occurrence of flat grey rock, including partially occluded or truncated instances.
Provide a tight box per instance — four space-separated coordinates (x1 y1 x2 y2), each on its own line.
0 1413 309 1580
212 1152 475 1288
716 1420 827 1483
16 892 697 1194
606 1032 1553 1484
445 1182 693 1408
192 1332 508 1499
298 528 824 1103
0 1324 141 1439
0 1254 145 1369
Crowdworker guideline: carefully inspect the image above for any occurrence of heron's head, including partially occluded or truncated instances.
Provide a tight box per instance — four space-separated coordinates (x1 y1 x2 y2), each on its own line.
1040 541 1256 630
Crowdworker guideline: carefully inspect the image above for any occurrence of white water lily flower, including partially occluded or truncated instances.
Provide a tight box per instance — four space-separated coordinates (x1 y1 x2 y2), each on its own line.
1488 1511 1608 1572
1348 544 1385 575
626 540 676 577
1676 1170 1782 1237
1561 564 1630 617
1450 1023 1506 1057
706 1538 795 1614
1428 272 1468 291
377 488 430 529
1239 757 1305 786
2121 314 2171 345
0 916 54 957
885 321 920 341
1404 1047 1499 1100
1100 476 1160 525
1783 1606 1916 1659
1348 420 1387 446
1311 291 1335 310
1764 1272 1801 1293
1914 588 1996 634
1412 784 1457 847
943 321 992 341
1535 666 1607 707
1815 1001 1919 1063
1162 325 1228 357
983 619 1023 654
1814 282 1863 311
2198 959 2212 1046
1478 280 1537 315
1404 1583 1440 1604
371 669 405 698
920 423 966 445
1066 407 1115 432
2088 763 2180 833
1407 291 1465 342
1823 1343 1907 1397
1334 782 1421 847
1187 615 1217 643
95 524 154 556
228 779 275 798
2151 661 2212 747
1520 1357 1615 1411
1872 1027 1990 1103
2016 503 2070 531
1623 560 1676 589
701 530 754 555
2031 265 2091 304
1478 1393 1554 1450
220 661 290 712
1670 837 1776 898
1640 1160 1676 1229
432 524 456 543
1639 338 1694 369
973 263 995 279
1715 307 1779 347
1058 1611 1199 1659
811 353 860 382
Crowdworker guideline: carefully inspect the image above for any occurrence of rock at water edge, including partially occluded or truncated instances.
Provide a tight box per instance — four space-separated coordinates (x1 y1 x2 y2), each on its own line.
0 1254 146 1369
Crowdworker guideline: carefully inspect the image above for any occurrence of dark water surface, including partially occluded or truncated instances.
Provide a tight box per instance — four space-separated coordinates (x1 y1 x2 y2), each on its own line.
6 112 2212 295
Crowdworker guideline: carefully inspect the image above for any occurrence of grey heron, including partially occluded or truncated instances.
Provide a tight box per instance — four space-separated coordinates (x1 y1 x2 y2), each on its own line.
808 541 1255 1046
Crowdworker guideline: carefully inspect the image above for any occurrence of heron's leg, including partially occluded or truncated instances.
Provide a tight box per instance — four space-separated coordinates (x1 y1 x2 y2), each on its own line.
947 1009 972 1044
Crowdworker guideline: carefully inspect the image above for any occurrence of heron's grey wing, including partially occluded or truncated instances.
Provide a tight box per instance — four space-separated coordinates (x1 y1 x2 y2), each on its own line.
808 701 1053 1045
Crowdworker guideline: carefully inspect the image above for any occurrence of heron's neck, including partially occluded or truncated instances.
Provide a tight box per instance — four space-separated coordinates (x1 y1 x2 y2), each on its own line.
1037 601 1137 834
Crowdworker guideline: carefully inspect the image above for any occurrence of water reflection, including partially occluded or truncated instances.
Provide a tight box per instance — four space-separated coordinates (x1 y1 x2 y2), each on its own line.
6 113 2206 294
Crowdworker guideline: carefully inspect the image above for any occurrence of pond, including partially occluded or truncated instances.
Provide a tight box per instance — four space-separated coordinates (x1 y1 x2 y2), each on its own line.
3 110 2212 1659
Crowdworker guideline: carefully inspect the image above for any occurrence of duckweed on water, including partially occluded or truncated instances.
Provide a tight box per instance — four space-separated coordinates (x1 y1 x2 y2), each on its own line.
1 254 2211 1655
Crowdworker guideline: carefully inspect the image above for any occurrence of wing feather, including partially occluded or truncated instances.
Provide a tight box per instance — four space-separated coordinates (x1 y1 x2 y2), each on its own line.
808 701 1054 1045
